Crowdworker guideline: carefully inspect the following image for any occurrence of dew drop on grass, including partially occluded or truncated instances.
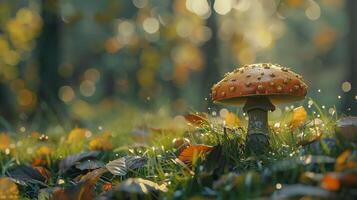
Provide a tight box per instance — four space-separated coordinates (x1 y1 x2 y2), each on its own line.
317 114 320 118
322 105 325 109
276 183 282 189
58 179 65 185
308 100 313 106
338 95 341 99
318 89 321 93
204 97 208 101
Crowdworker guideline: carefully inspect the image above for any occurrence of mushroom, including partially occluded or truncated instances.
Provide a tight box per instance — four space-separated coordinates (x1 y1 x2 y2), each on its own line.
211 63 308 153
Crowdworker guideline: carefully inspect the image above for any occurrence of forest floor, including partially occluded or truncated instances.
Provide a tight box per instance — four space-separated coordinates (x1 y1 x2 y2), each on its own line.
0 100 356 200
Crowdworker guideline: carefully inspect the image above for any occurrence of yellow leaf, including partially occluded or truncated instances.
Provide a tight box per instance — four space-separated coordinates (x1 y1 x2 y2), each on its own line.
67 128 87 143
225 112 240 127
89 132 113 150
290 106 307 130
36 146 53 156
0 177 19 200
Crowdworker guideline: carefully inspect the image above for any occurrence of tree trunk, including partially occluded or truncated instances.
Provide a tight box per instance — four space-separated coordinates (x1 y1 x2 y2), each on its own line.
200 6 220 109
36 0 66 128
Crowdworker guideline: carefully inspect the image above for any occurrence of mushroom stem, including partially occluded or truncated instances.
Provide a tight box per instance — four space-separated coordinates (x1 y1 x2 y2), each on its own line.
243 96 275 153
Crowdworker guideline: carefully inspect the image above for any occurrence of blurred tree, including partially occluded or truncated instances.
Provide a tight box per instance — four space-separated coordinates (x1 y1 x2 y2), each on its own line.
200 2 220 108
345 0 357 115
36 0 67 127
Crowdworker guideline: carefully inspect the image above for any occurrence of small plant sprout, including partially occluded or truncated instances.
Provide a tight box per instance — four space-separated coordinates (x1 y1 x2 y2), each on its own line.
211 63 308 153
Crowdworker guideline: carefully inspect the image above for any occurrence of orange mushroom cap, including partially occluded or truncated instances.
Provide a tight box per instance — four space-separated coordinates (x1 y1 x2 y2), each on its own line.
211 63 308 105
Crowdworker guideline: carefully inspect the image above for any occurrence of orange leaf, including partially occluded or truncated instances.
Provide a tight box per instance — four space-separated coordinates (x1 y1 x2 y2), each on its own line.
321 173 340 191
184 113 208 126
290 106 307 130
178 145 213 165
335 150 357 171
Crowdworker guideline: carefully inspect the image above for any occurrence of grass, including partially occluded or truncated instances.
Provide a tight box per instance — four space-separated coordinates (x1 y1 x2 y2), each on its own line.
0 100 356 199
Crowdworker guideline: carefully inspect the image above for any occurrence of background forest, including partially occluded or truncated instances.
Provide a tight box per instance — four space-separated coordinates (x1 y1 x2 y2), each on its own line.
0 0 356 131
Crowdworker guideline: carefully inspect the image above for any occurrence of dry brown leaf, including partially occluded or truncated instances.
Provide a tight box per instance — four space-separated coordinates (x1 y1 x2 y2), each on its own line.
33 166 51 183
52 168 108 200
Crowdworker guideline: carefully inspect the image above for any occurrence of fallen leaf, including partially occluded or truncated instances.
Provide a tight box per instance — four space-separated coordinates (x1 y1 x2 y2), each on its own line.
0 177 19 200
33 166 51 183
106 156 147 176
59 151 100 174
335 149 357 171
52 168 108 200
321 173 340 191
76 160 105 171
8 165 47 186
321 172 357 191
290 106 307 130
178 145 213 165
184 113 208 126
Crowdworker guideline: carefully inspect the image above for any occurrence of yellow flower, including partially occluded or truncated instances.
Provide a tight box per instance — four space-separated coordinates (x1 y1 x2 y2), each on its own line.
0 177 19 200
290 106 307 130
89 132 113 150
67 128 87 143
0 133 11 151
225 112 240 127
36 146 53 156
